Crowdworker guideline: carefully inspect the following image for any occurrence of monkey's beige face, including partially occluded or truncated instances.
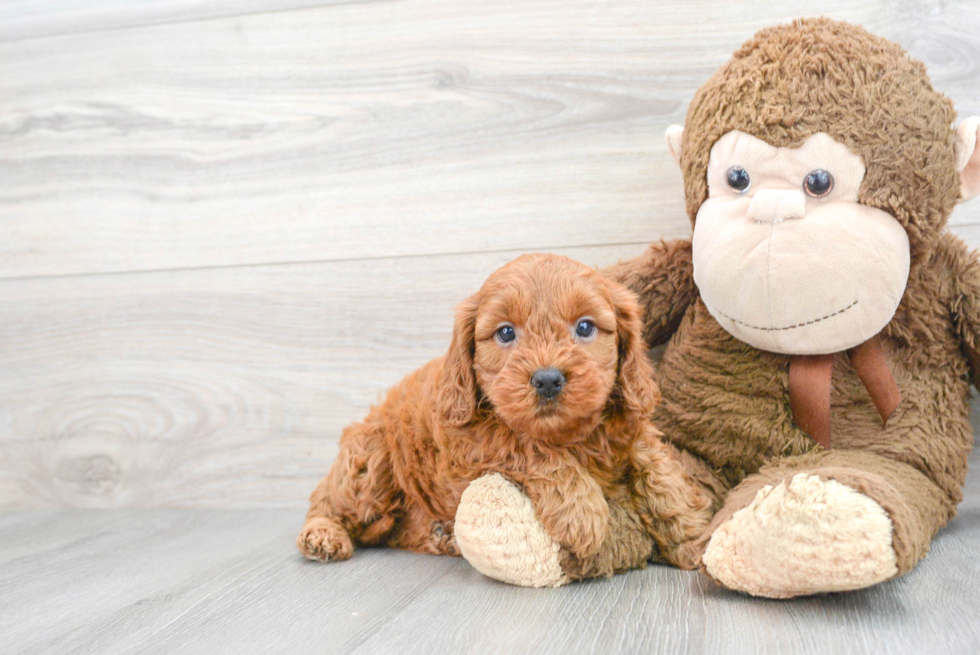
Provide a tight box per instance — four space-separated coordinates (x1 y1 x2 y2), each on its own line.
691 131 910 355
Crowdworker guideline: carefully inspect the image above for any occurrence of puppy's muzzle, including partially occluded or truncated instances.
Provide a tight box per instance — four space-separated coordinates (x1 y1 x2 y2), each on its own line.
531 368 566 400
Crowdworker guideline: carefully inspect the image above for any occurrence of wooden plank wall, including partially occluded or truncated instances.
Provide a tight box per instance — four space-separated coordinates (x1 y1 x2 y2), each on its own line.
2 0 979 509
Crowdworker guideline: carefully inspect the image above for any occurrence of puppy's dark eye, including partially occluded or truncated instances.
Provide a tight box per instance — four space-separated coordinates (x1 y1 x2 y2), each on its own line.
726 166 751 193
804 169 834 197
575 319 596 339
496 325 516 344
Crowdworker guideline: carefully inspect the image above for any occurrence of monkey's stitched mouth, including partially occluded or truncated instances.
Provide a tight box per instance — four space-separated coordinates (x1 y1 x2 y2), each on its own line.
710 299 859 332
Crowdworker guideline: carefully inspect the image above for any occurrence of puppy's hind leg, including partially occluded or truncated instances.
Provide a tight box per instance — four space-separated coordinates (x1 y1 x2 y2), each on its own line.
297 420 403 562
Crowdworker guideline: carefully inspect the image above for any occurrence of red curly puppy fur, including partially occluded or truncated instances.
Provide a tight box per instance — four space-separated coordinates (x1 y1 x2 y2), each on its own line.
297 253 710 567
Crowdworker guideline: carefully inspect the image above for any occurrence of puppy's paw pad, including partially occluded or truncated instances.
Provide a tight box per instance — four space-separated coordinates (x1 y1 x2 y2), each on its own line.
297 518 353 562
429 520 460 556
455 473 568 587
703 474 897 598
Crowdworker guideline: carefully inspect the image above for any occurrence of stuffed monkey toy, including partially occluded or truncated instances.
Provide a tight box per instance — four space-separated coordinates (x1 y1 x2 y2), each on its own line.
453 18 980 598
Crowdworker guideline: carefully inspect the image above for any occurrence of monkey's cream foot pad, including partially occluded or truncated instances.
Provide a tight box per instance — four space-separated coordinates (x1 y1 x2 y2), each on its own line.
702 474 898 598
455 473 569 588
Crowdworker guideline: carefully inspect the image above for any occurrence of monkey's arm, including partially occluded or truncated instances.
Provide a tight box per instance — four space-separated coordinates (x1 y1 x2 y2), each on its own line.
946 235 980 385
601 239 697 348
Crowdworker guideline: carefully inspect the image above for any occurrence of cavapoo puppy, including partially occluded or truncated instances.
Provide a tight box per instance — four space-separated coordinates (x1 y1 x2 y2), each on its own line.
297 253 709 568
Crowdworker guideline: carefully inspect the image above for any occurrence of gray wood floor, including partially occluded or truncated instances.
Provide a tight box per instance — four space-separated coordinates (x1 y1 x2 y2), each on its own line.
2 432 979 655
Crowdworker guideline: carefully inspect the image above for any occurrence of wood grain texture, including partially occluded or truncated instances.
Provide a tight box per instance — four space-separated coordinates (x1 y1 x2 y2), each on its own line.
0 431 977 654
2 0 980 512
1 0 979 278
0 0 369 43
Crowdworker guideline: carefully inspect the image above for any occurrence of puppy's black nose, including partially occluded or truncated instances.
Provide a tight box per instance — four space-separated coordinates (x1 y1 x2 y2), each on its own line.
531 368 566 400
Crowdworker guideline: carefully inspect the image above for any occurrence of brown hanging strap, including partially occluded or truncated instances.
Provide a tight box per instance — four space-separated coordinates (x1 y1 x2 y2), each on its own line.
789 354 835 450
847 335 902 426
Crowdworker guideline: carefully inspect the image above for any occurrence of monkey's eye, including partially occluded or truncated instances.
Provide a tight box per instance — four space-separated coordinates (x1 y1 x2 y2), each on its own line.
574 319 596 339
804 169 834 198
726 166 751 193
495 324 516 344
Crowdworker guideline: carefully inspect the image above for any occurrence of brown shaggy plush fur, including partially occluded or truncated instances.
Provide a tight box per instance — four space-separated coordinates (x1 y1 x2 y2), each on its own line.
589 18 980 583
298 254 712 570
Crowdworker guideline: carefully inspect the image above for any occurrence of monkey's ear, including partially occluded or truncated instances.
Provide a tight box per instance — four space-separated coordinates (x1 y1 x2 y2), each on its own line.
955 117 980 202
607 280 661 417
436 296 479 426
665 125 684 167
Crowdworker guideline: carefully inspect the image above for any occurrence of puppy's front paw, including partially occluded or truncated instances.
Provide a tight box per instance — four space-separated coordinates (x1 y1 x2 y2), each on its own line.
455 473 569 587
297 517 354 562
659 539 703 571
702 474 897 598
550 507 608 560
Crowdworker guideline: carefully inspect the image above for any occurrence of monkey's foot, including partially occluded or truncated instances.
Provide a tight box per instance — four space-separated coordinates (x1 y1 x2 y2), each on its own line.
454 473 569 587
702 474 898 598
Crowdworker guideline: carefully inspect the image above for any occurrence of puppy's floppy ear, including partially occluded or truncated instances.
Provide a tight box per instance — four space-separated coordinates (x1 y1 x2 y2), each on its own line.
437 295 480 426
607 279 661 416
